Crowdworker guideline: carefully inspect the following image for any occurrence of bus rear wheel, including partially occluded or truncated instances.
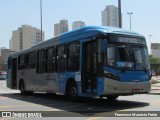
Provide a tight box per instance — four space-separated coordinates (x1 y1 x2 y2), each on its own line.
19 81 33 95
66 81 78 101
19 81 26 95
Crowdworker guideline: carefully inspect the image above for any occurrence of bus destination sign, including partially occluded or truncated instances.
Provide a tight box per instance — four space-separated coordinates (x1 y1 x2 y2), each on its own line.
117 37 145 44
109 35 146 45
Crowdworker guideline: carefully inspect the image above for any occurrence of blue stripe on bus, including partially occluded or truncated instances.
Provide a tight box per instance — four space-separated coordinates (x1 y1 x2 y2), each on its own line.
104 66 150 82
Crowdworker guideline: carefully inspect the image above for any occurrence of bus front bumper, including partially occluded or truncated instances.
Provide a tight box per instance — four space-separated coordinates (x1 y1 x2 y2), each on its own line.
102 78 151 96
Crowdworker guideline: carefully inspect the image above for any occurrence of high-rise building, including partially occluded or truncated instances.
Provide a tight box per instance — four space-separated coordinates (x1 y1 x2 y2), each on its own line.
0 47 12 71
9 39 12 50
151 43 160 58
11 25 44 51
54 20 68 36
72 21 86 30
102 5 120 27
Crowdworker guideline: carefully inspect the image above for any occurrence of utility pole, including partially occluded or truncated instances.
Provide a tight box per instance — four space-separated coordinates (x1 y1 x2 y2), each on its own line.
118 0 122 28
40 0 43 42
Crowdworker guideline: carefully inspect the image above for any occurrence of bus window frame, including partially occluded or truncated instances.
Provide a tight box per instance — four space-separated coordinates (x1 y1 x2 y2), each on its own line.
45 47 55 73
56 44 67 72
26 51 36 69
67 42 80 72
18 54 26 70
37 49 45 74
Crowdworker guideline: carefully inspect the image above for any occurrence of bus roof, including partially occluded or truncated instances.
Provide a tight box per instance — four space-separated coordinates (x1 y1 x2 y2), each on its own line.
9 26 144 57
60 26 142 38
33 26 143 47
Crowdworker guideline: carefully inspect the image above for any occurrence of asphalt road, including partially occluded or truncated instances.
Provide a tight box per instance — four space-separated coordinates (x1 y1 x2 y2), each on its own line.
0 80 160 119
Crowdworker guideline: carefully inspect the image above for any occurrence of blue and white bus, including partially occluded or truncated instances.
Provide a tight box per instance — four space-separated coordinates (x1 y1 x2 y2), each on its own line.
7 26 151 100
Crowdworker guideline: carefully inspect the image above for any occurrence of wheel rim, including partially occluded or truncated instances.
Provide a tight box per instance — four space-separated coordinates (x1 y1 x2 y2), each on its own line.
70 86 77 97
20 83 24 93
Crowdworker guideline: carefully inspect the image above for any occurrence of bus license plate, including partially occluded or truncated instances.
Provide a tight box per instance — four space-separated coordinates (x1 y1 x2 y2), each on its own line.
132 89 140 93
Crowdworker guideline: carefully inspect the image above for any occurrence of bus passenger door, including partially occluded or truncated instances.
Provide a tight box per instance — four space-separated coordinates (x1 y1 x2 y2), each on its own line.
82 41 97 94
11 58 17 89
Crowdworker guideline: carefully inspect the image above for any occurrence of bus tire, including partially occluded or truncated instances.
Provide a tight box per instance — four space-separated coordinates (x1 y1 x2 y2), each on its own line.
19 81 26 95
19 80 33 95
66 81 78 101
107 95 118 101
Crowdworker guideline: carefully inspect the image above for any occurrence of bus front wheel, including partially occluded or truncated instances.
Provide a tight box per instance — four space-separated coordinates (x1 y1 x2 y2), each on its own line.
107 96 119 101
66 81 78 101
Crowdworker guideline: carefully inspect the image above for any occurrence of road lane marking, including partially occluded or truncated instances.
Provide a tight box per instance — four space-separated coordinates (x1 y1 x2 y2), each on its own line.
0 104 44 110
0 103 80 110
0 106 11 109
1 118 13 120
0 90 19 94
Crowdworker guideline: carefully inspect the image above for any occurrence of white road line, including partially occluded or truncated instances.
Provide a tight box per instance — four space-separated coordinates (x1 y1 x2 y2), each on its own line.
0 90 19 94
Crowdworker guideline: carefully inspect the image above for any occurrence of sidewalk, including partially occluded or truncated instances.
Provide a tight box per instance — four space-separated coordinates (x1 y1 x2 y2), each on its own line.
150 76 160 94
151 75 160 80
150 85 160 94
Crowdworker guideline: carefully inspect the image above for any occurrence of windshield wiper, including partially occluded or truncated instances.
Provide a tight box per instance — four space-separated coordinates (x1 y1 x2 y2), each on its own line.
134 58 147 72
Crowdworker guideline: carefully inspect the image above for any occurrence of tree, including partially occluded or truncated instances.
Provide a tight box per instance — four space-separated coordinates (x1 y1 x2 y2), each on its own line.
149 55 160 64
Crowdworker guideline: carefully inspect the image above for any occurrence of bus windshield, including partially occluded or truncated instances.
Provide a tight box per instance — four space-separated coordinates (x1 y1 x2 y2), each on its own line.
105 44 149 71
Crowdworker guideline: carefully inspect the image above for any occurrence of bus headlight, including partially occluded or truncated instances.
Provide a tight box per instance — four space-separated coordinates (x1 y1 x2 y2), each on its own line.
104 71 120 81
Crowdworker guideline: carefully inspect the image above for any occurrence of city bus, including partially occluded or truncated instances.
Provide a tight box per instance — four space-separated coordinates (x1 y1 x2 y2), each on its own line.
7 26 152 100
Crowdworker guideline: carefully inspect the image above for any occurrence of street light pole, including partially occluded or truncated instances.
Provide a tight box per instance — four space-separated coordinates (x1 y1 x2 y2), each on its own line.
118 0 122 28
40 0 43 42
127 12 133 30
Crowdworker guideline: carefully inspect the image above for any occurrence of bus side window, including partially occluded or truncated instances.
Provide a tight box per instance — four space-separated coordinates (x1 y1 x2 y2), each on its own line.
46 47 55 73
37 50 45 73
67 42 80 71
56 45 66 72
27 51 36 69
18 54 26 70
